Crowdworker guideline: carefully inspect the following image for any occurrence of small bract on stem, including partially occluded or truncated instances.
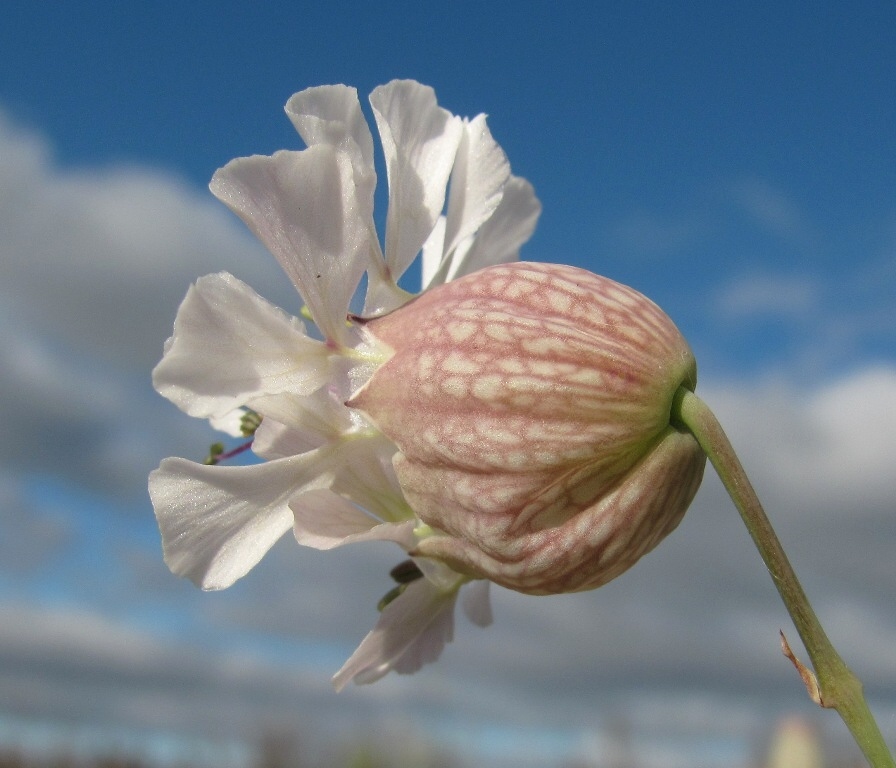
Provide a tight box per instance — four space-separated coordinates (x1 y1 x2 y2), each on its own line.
673 388 895 768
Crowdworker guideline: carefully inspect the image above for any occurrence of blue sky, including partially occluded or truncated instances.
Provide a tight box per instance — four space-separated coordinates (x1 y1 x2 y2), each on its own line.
2 2 895 766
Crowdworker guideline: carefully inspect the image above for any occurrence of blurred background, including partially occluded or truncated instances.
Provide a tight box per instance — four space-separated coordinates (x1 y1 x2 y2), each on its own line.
1 2 894 766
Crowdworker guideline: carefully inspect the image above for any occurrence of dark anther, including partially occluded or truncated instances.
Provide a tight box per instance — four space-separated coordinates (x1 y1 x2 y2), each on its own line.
376 560 425 612
390 559 424 584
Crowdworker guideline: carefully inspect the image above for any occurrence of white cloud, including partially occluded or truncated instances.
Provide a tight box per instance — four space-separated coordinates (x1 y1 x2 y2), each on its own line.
0 473 71 573
0 108 302 496
1 108 894 766
0 107 298 372
732 178 818 247
0 311 207 496
611 208 713 257
117 351 896 760
706 257 896 378
701 367 896 515
713 272 821 319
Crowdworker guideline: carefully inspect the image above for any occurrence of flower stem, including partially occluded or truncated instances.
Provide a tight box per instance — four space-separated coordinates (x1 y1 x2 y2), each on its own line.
671 387 894 767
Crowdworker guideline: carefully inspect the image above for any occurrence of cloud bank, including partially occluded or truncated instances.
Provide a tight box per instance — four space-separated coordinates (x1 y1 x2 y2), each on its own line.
1 108 894 768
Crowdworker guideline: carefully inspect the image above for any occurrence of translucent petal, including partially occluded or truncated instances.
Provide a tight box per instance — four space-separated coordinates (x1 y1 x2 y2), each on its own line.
389 593 456 675
291 488 416 550
432 176 542 285
209 408 248 437
149 450 335 590
413 556 467 592
251 418 318 460
249 390 353 458
461 580 493 627
420 216 447 290
285 85 375 191
331 578 459 691
285 85 369 150
152 272 331 421
369 80 463 292
328 433 409 524
441 115 510 265
209 146 368 346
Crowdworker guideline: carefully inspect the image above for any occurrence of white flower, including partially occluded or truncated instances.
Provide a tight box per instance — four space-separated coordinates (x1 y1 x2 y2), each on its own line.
149 80 540 688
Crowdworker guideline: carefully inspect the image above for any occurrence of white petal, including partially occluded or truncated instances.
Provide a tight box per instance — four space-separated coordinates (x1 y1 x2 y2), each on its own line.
368 80 463 300
285 85 375 194
210 146 368 346
441 115 510 265
361 274 416 320
420 216 446 291
332 578 459 691
291 488 416 550
249 390 353 458
251 415 322 459
152 272 331 421
389 592 456 676
413 556 467 592
284 84 378 253
461 580 494 627
433 175 542 285
209 408 248 437
329 434 408 523
149 450 335 590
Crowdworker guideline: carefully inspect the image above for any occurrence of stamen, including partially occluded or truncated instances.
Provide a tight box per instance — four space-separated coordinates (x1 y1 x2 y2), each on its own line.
203 443 225 465
202 439 254 465
377 583 407 611
390 559 424 584
377 559 425 611
240 409 262 437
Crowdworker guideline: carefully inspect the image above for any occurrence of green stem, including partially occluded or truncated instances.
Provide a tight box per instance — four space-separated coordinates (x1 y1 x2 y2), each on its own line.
672 387 894 768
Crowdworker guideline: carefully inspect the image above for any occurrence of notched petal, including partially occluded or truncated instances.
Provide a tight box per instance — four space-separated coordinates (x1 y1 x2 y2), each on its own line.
149 455 320 590
285 84 375 191
249 390 353 458
291 488 416 550
461 580 493 627
435 176 542 284
153 272 331 421
438 114 511 279
331 577 459 691
210 147 368 346
368 80 464 299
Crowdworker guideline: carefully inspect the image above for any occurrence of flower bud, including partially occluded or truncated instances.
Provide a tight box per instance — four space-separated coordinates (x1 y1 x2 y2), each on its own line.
348 262 706 595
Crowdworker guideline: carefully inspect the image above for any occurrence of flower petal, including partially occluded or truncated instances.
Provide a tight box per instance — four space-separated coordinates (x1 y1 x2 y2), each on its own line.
429 176 542 286
285 85 375 195
388 591 456 676
420 215 447 290
249 389 353 458
210 146 368 346
461 579 493 627
284 85 378 259
153 272 331 421
366 80 463 311
209 408 249 437
328 434 409 524
291 488 416 550
441 115 510 269
251 415 320 459
149 450 335 590
412 555 467 592
331 577 459 691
